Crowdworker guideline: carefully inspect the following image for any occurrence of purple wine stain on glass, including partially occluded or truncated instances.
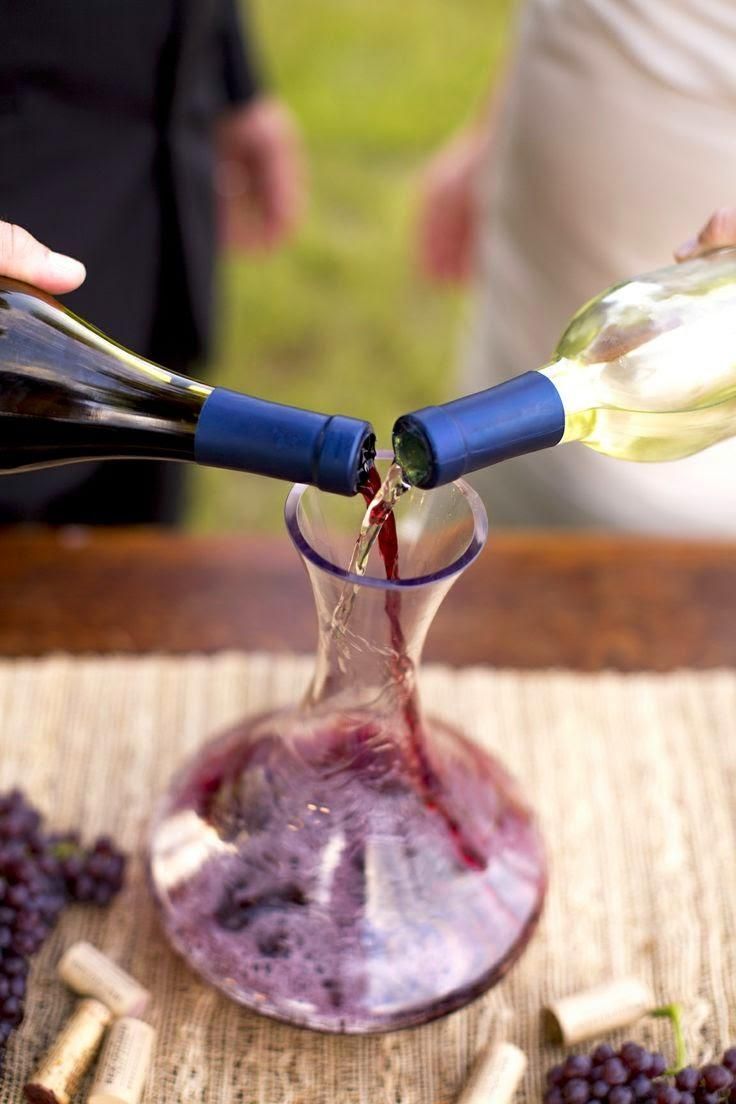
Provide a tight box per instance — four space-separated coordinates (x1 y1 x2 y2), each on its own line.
149 458 546 1033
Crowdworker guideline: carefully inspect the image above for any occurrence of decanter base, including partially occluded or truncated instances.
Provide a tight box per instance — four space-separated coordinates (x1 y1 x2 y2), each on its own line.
149 708 546 1033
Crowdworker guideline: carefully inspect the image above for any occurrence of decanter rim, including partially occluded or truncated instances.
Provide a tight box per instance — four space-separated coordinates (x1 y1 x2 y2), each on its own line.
284 457 488 591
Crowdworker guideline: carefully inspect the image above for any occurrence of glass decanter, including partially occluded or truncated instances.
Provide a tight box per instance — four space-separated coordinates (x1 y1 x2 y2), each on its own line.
149 462 546 1033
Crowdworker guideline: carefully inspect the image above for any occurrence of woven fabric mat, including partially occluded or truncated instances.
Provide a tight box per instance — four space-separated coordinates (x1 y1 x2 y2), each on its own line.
0 654 734 1103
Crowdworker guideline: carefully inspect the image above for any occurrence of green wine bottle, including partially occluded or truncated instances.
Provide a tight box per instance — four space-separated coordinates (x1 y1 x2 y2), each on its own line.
394 248 736 487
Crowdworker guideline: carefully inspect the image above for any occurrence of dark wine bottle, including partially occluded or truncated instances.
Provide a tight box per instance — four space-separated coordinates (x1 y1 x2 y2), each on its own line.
0 279 375 495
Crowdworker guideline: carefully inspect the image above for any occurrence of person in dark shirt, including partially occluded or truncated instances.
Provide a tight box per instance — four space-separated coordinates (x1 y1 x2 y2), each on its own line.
0 0 303 524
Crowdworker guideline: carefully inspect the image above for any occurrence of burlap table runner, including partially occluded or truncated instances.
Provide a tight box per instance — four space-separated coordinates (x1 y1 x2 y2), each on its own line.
0 654 734 1103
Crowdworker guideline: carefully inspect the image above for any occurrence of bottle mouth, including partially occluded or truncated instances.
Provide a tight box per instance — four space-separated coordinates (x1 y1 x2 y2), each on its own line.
355 430 377 492
284 452 488 591
313 420 376 496
391 419 436 488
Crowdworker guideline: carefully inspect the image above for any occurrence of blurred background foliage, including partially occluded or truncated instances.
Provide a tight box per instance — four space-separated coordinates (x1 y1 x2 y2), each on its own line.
189 0 515 530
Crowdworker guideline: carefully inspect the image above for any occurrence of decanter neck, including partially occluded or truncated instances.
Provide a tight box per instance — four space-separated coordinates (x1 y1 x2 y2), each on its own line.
299 546 448 716
306 589 421 713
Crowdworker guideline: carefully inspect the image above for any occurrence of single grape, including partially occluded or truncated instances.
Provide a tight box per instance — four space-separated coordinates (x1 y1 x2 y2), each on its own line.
1 995 23 1027
565 1057 594 1080
676 1070 701 1093
15 909 39 933
548 1065 566 1087
610 1087 634 1104
92 882 115 907
650 1057 668 1079
6 884 29 909
60 853 84 880
72 874 95 902
3 956 27 978
11 931 36 956
702 1067 733 1093
592 1081 610 1099
87 852 115 880
604 1059 629 1087
8 975 25 999
621 1045 648 1072
654 1085 680 1104
563 1079 591 1104
593 1046 617 1065
631 1075 653 1099
723 1051 736 1075
545 1090 564 1104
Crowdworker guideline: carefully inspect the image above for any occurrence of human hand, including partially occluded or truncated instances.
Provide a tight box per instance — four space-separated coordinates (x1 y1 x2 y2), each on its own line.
675 208 736 261
216 96 304 252
0 222 85 293
416 127 490 284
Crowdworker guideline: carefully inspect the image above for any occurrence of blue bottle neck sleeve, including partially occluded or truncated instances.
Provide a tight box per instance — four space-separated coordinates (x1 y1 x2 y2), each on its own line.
394 371 566 487
195 388 374 496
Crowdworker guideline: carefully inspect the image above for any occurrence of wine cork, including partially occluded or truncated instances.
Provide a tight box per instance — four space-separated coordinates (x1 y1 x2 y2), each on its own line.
455 1041 527 1104
88 1017 156 1104
24 998 112 1104
58 943 151 1018
544 977 655 1045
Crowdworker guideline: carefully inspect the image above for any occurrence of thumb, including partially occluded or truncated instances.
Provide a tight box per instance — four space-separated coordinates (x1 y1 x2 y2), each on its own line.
0 222 86 293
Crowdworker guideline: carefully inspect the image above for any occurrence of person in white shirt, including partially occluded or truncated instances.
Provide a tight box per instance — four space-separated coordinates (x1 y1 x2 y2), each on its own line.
418 0 736 533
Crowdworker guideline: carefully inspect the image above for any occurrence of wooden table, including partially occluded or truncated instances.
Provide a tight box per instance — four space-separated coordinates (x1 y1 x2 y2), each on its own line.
0 527 733 670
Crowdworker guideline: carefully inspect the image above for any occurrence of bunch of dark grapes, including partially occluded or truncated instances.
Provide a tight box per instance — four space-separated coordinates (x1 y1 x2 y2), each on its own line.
545 1044 736 1104
0 789 126 1071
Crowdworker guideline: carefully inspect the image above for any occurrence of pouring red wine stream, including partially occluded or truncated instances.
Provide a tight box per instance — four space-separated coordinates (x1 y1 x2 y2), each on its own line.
357 466 484 869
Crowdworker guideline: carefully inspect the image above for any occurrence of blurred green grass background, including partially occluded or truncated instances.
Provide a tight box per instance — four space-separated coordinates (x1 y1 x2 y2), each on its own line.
189 0 514 530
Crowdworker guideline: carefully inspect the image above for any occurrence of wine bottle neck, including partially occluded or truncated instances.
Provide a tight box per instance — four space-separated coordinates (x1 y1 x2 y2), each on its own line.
53 306 213 406
194 389 375 495
539 358 598 444
0 281 212 469
393 370 566 488
0 280 375 490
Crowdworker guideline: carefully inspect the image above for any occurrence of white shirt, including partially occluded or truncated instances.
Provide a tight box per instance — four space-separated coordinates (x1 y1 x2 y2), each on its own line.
465 0 736 533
